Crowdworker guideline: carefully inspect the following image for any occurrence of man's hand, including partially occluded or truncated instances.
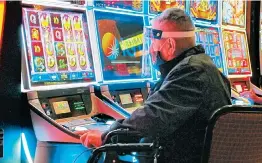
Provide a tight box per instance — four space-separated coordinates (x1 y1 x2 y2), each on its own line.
75 130 103 148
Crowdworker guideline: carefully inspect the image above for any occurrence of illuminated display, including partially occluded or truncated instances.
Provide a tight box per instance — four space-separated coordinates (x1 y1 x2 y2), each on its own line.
190 0 218 24
195 25 225 74
119 94 133 105
49 95 87 118
222 29 251 76
53 101 71 115
95 10 151 80
73 101 85 110
119 33 143 51
149 0 186 14
22 8 95 85
222 0 246 28
233 82 249 93
94 0 143 12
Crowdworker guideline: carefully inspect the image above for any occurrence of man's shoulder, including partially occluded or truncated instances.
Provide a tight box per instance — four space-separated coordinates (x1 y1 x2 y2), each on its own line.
187 53 219 72
172 53 213 71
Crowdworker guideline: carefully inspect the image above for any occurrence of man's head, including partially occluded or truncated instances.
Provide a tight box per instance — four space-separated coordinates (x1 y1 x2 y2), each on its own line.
149 8 196 67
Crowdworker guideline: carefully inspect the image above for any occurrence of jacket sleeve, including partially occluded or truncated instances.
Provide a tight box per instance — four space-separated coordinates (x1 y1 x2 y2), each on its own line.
103 65 209 139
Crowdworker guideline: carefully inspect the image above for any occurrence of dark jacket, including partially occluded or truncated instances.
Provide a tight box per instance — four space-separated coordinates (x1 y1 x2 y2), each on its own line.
104 45 232 163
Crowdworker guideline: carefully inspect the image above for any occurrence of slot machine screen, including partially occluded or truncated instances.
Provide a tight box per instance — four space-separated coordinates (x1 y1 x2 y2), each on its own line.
53 101 71 115
113 89 144 113
94 10 151 81
222 0 246 28
149 0 186 15
195 25 225 74
119 93 133 105
232 81 249 93
189 0 218 24
22 8 95 87
49 95 87 119
94 0 143 12
222 29 251 76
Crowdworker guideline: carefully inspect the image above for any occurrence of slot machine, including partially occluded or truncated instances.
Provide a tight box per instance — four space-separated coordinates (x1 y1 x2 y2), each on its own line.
188 0 251 105
21 1 128 162
220 0 256 105
89 0 153 114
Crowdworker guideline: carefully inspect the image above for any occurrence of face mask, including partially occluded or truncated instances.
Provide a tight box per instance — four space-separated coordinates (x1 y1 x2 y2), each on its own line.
151 39 171 70
152 51 165 70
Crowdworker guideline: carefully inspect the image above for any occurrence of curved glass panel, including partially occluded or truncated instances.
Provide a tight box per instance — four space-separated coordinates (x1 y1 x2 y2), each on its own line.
94 10 152 81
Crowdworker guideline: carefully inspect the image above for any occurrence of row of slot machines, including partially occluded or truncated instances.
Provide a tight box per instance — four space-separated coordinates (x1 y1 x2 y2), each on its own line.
20 0 254 162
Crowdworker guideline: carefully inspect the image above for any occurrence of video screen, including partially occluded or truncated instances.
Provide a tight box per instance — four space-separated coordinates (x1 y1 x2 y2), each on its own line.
53 101 71 115
233 81 248 93
222 29 251 75
222 0 246 28
49 95 87 118
22 8 95 87
195 25 225 74
119 93 133 105
189 0 218 24
149 0 186 15
94 10 152 81
94 0 143 12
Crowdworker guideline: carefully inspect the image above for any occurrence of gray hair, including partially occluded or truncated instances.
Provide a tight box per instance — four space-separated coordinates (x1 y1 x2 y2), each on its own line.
155 8 195 31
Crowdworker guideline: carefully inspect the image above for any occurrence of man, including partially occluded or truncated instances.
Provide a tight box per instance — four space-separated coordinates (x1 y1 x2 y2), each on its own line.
78 8 231 162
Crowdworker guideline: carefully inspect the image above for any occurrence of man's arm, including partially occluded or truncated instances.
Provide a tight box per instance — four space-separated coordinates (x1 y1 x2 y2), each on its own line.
104 65 208 138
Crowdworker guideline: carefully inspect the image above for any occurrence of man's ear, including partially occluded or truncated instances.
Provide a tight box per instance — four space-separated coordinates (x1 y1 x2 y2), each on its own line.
168 38 176 57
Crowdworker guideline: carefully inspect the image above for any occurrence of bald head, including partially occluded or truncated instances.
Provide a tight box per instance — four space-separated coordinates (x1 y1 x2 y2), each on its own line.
151 8 196 56
152 8 195 31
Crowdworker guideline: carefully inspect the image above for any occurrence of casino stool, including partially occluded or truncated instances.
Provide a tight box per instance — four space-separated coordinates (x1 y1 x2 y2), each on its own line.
201 105 262 163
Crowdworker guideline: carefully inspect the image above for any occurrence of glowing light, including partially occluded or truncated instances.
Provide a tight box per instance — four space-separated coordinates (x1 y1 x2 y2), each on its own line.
119 33 143 51
102 32 120 60
21 133 33 163
0 1 5 50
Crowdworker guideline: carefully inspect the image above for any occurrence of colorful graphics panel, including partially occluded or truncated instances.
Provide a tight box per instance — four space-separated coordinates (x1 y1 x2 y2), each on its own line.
222 0 246 28
190 0 218 24
94 0 143 12
22 8 95 84
222 29 251 75
149 0 186 15
94 11 151 81
195 25 225 74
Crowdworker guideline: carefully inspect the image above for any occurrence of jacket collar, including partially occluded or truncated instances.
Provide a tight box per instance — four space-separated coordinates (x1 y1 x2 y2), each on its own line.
159 45 205 78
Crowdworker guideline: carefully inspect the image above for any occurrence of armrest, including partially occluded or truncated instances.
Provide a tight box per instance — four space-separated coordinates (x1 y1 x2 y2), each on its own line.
103 129 142 144
87 143 153 163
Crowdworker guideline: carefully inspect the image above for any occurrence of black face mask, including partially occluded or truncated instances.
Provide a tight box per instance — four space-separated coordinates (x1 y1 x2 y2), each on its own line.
151 51 165 71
